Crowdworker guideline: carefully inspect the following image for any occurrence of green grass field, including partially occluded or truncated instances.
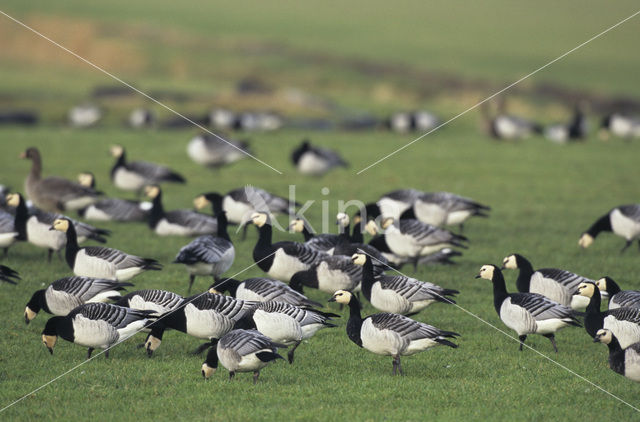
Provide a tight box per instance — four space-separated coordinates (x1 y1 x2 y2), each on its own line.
1 2 640 421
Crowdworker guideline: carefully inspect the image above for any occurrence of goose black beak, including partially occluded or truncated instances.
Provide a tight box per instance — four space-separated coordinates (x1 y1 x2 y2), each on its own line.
47 347 54 355
327 297 336 303
19 152 26 159
48 226 55 231
24 313 30 325
500 265 506 270
593 337 601 343
474 275 481 279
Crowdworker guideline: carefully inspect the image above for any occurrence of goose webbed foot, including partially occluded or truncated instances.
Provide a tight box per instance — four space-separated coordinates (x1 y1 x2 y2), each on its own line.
87 347 94 359
518 335 527 351
621 240 632 253
253 371 260 384
287 341 301 364
392 355 403 376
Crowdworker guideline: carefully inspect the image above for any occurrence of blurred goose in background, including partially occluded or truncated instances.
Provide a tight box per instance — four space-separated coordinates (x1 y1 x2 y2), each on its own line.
579 204 640 252
402 191 490 231
25 276 132 324
110 145 185 193
288 217 340 254
0 265 19 285
51 217 161 281
544 105 588 144
594 329 640 382
376 189 421 219
128 108 155 129
68 104 102 128
481 98 542 140
76 172 150 222
211 277 321 308
145 185 217 236
386 110 440 133
291 139 348 176
187 133 251 168
329 290 458 375
22 147 101 212
596 277 640 310
289 254 364 296
599 113 640 140
223 185 295 229
201 329 284 383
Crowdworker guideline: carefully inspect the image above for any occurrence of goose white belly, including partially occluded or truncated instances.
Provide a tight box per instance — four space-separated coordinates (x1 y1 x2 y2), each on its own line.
404 337 439 355
297 153 330 175
81 206 112 221
377 198 411 219
220 349 271 373
385 231 421 258
184 304 233 339
445 210 473 226
0 232 17 248
610 116 633 137
300 322 326 340
187 138 211 165
500 299 536 335
222 197 253 225
113 168 147 191
252 309 302 345
114 266 145 282
370 284 411 314
495 116 522 139
185 262 215 276
27 216 66 250
419 243 452 256
73 250 117 279
360 318 402 356
534 318 571 334
63 196 97 211
85 290 122 303
267 248 310 281
611 209 640 240
603 316 640 349
154 219 199 236
128 296 172 314
235 285 267 302
529 272 571 306
413 202 447 226
316 261 356 292
624 349 640 381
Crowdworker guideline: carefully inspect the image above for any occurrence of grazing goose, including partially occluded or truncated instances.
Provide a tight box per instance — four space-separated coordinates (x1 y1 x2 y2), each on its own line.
76 172 150 222
51 217 161 281
145 185 217 236
211 277 321 308
22 147 101 212
240 301 338 364
353 253 457 315
376 189 421 219
290 139 348 176
288 217 340 254
596 276 640 310
289 254 364 296
202 329 284 383
0 265 19 285
173 193 235 293
576 282 640 348
110 145 185 193
7 192 109 262
251 212 325 282
407 192 491 231
476 265 580 352
594 329 640 382
68 104 102 128
25 277 132 324
144 292 254 357
481 99 542 140
599 113 640 140
501 253 592 310
368 236 461 268
544 106 587 144
386 111 440 133
579 205 640 252
223 186 295 231
330 290 458 375
187 133 251 168
41 302 155 358
128 108 155 129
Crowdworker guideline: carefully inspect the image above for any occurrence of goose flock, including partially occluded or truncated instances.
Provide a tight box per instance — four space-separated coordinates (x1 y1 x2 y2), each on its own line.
1 144 639 388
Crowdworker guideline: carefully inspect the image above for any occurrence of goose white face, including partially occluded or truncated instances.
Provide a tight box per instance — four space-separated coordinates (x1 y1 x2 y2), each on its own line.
77 172 94 188
351 253 367 266
25 307 37 323
288 219 304 233
193 195 210 210
594 329 613 345
145 185 160 199
595 278 607 292
51 219 70 233
208 287 220 294
201 362 216 379
251 212 268 227
331 290 352 305
381 217 394 230
477 265 495 281
109 144 124 158
336 212 349 227
577 282 595 298
502 255 517 269
42 334 57 354
6 193 19 207
578 233 593 248
364 220 378 236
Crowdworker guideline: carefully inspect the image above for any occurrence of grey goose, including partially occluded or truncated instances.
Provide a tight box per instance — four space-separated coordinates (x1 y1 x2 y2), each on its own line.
76 172 150 222
187 133 251 168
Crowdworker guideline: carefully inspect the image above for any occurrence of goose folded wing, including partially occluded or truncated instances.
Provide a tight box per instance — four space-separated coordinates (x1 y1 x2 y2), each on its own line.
379 275 444 301
607 307 640 324
189 294 255 318
369 313 440 340
37 177 98 200
127 161 173 181
612 291 640 308
82 247 148 269
165 210 217 232
71 303 154 328
618 205 640 221
276 242 324 265
305 234 339 251
324 256 362 278
220 330 277 353
537 268 591 293
93 199 148 221
54 276 128 300
180 236 232 263
509 293 574 320
0 211 15 232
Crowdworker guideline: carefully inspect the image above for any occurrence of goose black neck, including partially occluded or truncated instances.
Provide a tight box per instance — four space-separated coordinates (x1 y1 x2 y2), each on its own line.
27 289 47 313
110 152 126 178
147 192 164 229
345 295 363 347
351 222 363 244
43 316 74 342
214 278 240 296
13 195 28 240
216 212 230 241
604 277 621 295
584 287 605 337
490 270 510 315
256 223 272 248
204 344 219 369
586 214 612 238
301 224 313 241
253 223 274 272
359 257 376 301
63 223 80 269
514 255 534 293
585 287 602 314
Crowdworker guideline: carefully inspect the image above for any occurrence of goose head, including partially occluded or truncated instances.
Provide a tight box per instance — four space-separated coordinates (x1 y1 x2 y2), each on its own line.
476 264 497 281
329 290 353 305
381 217 394 230
576 282 596 298
250 212 269 228
578 233 594 249
49 218 70 233
6 193 21 207
144 185 161 199
364 219 379 236
109 144 125 158
288 218 305 233
501 254 518 270
593 329 613 345
351 253 367 266
336 212 349 228
20 147 39 160
77 172 95 188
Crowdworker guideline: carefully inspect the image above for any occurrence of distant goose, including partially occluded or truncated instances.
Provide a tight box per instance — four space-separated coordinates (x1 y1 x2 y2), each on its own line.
76 172 150 222
0 265 19 285
25 276 131 324
211 277 321 308
288 217 340 254
291 139 348 176
7 192 109 262
544 106 587 144
145 185 217 236
251 212 325 282
145 292 254 357
501 253 592 310
187 133 251 168
596 276 640 310
406 192 491 231
368 236 461 268
594 329 640 382
386 111 440 133
329 290 458 375
476 265 580 352
201 329 284 383
22 147 101 212
128 108 155 129
576 282 640 348
376 189 422 219
240 301 338 364
68 104 102 128
579 205 640 252
289 254 364 296
353 253 457 315
173 193 235 293
51 217 161 281
223 186 295 229
42 302 155 358
481 100 543 140
599 113 640 140
110 145 185 193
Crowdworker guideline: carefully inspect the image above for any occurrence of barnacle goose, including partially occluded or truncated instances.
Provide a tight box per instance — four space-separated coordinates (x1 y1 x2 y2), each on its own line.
368 235 461 268
128 108 155 129
41 302 155 359
544 106 587 144
110 145 185 193
187 133 251 168
376 189 421 219
290 139 348 176
68 104 102 128
406 191 491 231
289 254 363 296
0 265 19 285
25 276 132 324
211 278 321 308
477 265 580 352
51 217 161 281
353 253 457 315
223 185 295 230
576 282 640 348
594 329 640 382
599 113 640 140
145 185 217 236
330 290 458 375
480 99 542 140
173 193 235 293
596 276 640 310
239 301 338 364
22 147 101 212
251 212 325 282
144 292 254 357
579 205 640 252
501 253 592 310
386 111 440 133
7 192 109 262
76 172 150 222
202 329 284 383
288 217 340 254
